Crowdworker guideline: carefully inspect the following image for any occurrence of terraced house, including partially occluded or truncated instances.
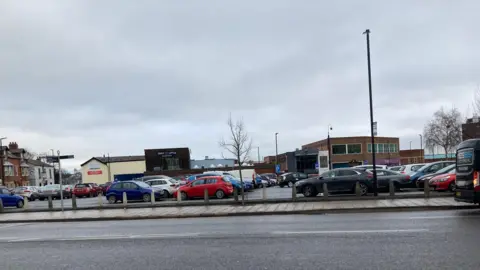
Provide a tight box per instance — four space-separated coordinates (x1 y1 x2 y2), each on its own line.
1 142 30 187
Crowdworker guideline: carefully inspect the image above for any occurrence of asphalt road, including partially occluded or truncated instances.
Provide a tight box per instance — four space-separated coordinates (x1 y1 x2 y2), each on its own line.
1 210 480 269
23 186 433 210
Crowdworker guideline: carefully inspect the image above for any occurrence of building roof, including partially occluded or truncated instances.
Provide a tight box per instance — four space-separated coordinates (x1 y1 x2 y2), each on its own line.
26 159 54 167
80 155 145 167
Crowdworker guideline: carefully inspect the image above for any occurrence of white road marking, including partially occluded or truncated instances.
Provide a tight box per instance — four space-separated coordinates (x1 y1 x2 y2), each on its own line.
0 223 28 229
271 229 429 235
8 238 40 242
407 215 480 220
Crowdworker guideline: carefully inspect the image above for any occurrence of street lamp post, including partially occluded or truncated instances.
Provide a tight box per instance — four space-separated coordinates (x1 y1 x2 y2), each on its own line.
257 146 260 163
363 29 378 196
0 137 7 184
327 125 332 170
419 134 423 162
410 141 412 150
275 133 279 172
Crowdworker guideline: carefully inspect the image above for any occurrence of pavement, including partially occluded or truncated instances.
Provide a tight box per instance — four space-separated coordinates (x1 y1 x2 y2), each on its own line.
0 197 476 223
20 186 443 211
1 210 480 269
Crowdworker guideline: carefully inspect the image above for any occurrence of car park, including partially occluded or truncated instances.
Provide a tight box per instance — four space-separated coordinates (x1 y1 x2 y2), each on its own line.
295 168 373 197
145 178 178 197
106 181 164 203
409 161 456 187
13 186 40 201
72 183 98 198
416 164 456 188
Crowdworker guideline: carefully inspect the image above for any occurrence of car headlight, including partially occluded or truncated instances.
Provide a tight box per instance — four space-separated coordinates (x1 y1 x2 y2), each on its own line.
438 177 450 182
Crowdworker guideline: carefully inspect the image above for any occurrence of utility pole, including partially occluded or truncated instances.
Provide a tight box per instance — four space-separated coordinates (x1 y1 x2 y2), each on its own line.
410 141 412 150
0 137 7 184
363 29 378 196
419 134 423 162
275 133 279 173
257 147 260 163
58 150 64 211
107 153 111 183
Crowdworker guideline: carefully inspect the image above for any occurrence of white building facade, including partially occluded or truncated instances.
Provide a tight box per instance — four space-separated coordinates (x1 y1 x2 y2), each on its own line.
26 159 55 186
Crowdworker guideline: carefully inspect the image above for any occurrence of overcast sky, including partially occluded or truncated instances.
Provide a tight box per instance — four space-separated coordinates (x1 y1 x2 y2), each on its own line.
1 0 478 169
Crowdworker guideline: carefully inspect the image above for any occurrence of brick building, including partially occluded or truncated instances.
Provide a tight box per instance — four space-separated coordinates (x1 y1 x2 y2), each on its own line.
399 149 425 165
462 117 480 141
302 136 400 168
1 142 30 187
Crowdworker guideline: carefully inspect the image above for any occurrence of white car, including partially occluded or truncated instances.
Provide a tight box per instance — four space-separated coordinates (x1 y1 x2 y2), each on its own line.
145 178 178 198
396 164 426 175
354 165 388 170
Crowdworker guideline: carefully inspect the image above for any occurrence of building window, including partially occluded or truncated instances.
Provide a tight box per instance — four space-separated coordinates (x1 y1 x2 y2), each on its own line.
389 143 397 153
4 165 14 176
332 145 347 155
367 144 372 153
377 144 384 153
347 144 362 154
165 158 180 170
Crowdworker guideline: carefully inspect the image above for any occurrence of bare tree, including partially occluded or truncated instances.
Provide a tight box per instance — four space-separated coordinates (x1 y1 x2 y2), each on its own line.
23 148 38 160
219 114 252 203
473 85 480 116
423 107 462 157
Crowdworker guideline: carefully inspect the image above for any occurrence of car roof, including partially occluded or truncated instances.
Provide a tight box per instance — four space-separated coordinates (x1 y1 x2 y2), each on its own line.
197 175 223 179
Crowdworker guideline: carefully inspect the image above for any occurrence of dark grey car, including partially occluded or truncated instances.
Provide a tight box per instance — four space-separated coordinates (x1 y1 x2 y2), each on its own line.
295 168 373 197
366 169 410 190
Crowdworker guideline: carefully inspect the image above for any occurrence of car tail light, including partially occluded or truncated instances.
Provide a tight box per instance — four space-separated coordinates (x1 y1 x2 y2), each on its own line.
405 175 410 180
170 184 176 187
474 171 480 191
24 190 31 193
366 173 373 179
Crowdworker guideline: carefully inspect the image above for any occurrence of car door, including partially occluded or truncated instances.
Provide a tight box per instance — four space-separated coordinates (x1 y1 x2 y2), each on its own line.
373 170 389 188
317 170 338 191
0 188 11 206
334 169 360 192
123 182 142 201
190 179 206 197
204 178 218 196
109 182 122 198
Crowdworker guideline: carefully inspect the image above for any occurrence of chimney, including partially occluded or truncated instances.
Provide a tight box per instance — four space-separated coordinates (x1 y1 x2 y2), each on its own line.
8 142 18 150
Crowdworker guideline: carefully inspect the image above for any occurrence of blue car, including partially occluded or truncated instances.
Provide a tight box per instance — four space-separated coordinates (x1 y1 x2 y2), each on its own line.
0 187 25 208
409 161 456 186
105 181 164 204
187 173 221 182
224 175 253 192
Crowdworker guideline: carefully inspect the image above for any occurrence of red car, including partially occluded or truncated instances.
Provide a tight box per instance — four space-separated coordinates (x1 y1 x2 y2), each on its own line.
428 172 456 191
73 183 98 198
173 176 233 200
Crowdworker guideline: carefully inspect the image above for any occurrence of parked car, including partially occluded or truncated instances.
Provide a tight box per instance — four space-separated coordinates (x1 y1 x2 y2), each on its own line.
173 176 233 200
38 184 68 200
396 163 426 175
0 187 25 208
278 172 309 188
416 164 456 188
428 170 456 191
106 181 164 204
388 166 403 172
72 183 97 198
295 168 373 197
366 169 410 190
259 174 276 187
84 183 102 195
13 186 40 201
99 182 112 195
354 165 388 170
145 178 178 197
409 161 456 187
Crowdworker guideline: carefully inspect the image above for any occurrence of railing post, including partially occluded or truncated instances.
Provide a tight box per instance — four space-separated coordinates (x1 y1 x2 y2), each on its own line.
177 189 182 202
424 180 430 198
323 183 329 199
122 192 127 207
0 199 3 212
98 193 103 208
291 182 296 201
262 183 267 200
355 181 362 197
234 187 239 202
48 196 53 210
204 189 209 205
151 190 155 205
389 180 395 197
72 194 77 210
23 196 28 209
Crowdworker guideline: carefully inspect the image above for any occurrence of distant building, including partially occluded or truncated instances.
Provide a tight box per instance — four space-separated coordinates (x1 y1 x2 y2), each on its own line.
190 156 236 169
26 159 55 186
144 147 191 172
80 155 146 184
462 116 480 141
1 142 30 187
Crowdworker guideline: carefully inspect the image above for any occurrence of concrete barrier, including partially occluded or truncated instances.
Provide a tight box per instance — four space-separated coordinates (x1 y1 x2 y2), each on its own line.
204 189 209 205
48 196 53 210
389 180 395 196
122 192 127 207
323 183 329 198
72 195 77 209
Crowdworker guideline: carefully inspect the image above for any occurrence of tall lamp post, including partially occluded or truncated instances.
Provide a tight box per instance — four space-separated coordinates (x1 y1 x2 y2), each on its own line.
363 29 378 196
275 133 279 173
257 146 260 163
0 137 7 184
327 125 332 170
409 141 412 150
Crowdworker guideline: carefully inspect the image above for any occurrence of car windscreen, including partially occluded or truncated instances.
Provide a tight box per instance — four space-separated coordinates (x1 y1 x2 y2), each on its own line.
75 184 88 188
437 164 456 174
411 165 424 172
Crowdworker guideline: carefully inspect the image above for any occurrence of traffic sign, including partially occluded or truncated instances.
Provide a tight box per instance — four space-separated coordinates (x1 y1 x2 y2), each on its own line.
275 164 280 173
59 155 74 160
46 156 59 163
315 162 319 169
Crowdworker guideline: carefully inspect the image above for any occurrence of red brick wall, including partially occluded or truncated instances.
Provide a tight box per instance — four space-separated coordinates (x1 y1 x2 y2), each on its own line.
4 158 28 187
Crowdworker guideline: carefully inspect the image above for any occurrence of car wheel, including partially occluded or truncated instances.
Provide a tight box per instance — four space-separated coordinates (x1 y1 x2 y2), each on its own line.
163 190 170 198
108 195 117 204
215 189 225 199
287 181 294 188
302 185 317 197
449 182 456 192
16 200 24 208
142 193 151 202
180 191 188 200
279 184 285 188
359 183 368 196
